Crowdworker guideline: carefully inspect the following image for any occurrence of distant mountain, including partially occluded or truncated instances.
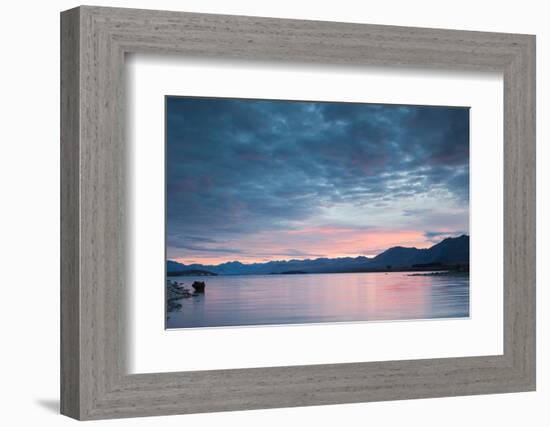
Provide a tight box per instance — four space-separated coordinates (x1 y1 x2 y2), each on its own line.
370 235 469 268
167 256 371 276
166 267 218 277
167 235 469 276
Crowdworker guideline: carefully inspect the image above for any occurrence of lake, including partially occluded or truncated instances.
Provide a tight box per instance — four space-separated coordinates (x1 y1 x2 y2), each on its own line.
166 271 469 329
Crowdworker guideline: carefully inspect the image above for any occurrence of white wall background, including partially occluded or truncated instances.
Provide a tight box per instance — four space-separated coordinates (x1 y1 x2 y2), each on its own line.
0 1 546 425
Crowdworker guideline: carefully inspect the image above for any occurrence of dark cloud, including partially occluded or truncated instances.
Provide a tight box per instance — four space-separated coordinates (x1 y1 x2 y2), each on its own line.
183 236 219 243
166 97 469 260
424 230 467 243
169 244 244 254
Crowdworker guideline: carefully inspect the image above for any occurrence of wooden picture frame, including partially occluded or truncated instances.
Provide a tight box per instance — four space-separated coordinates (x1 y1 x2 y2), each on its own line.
60 5 536 420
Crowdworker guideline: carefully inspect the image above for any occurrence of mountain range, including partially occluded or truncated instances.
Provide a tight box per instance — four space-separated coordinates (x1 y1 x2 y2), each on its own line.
167 235 469 276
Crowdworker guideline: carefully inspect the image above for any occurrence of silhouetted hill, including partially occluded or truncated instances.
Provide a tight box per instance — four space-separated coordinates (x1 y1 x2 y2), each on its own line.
167 235 469 275
370 246 422 267
424 234 470 264
370 235 469 268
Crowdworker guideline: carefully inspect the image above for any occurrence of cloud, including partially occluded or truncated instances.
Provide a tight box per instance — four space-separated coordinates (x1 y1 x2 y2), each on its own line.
424 230 467 243
166 97 469 262
170 244 244 254
182 236 219 243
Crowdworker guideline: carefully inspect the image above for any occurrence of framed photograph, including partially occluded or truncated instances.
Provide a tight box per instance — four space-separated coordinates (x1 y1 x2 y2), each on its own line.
61 6 536 420
164 96 471 329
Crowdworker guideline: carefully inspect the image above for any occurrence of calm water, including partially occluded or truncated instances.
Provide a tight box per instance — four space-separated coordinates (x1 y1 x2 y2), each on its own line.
166 271 469 329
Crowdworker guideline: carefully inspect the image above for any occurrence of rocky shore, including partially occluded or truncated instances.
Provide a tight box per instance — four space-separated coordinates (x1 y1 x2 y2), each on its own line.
166 280 206 312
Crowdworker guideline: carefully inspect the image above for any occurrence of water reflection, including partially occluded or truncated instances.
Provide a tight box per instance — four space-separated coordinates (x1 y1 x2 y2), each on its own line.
166 271 469 329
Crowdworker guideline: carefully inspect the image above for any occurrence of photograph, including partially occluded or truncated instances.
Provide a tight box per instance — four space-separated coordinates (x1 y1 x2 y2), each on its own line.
165 96 470 329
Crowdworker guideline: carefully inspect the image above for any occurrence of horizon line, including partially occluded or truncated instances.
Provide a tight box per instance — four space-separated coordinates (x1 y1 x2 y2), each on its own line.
168 234 469 267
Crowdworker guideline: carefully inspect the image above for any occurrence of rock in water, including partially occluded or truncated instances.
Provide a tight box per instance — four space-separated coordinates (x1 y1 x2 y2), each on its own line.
192 281 206 293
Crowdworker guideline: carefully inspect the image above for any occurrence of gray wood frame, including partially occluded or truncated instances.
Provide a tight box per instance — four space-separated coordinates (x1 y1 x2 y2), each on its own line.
60 5 536 420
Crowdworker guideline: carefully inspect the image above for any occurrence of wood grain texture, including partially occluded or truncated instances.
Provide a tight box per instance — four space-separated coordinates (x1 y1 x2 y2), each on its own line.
60 5 536 420
60 7 80 419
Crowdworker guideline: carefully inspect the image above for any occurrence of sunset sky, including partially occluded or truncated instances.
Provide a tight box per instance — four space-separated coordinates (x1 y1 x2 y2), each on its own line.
166 97 469 265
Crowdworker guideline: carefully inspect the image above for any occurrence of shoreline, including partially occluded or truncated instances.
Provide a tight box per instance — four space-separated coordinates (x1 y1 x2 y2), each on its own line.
167 269 470 278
